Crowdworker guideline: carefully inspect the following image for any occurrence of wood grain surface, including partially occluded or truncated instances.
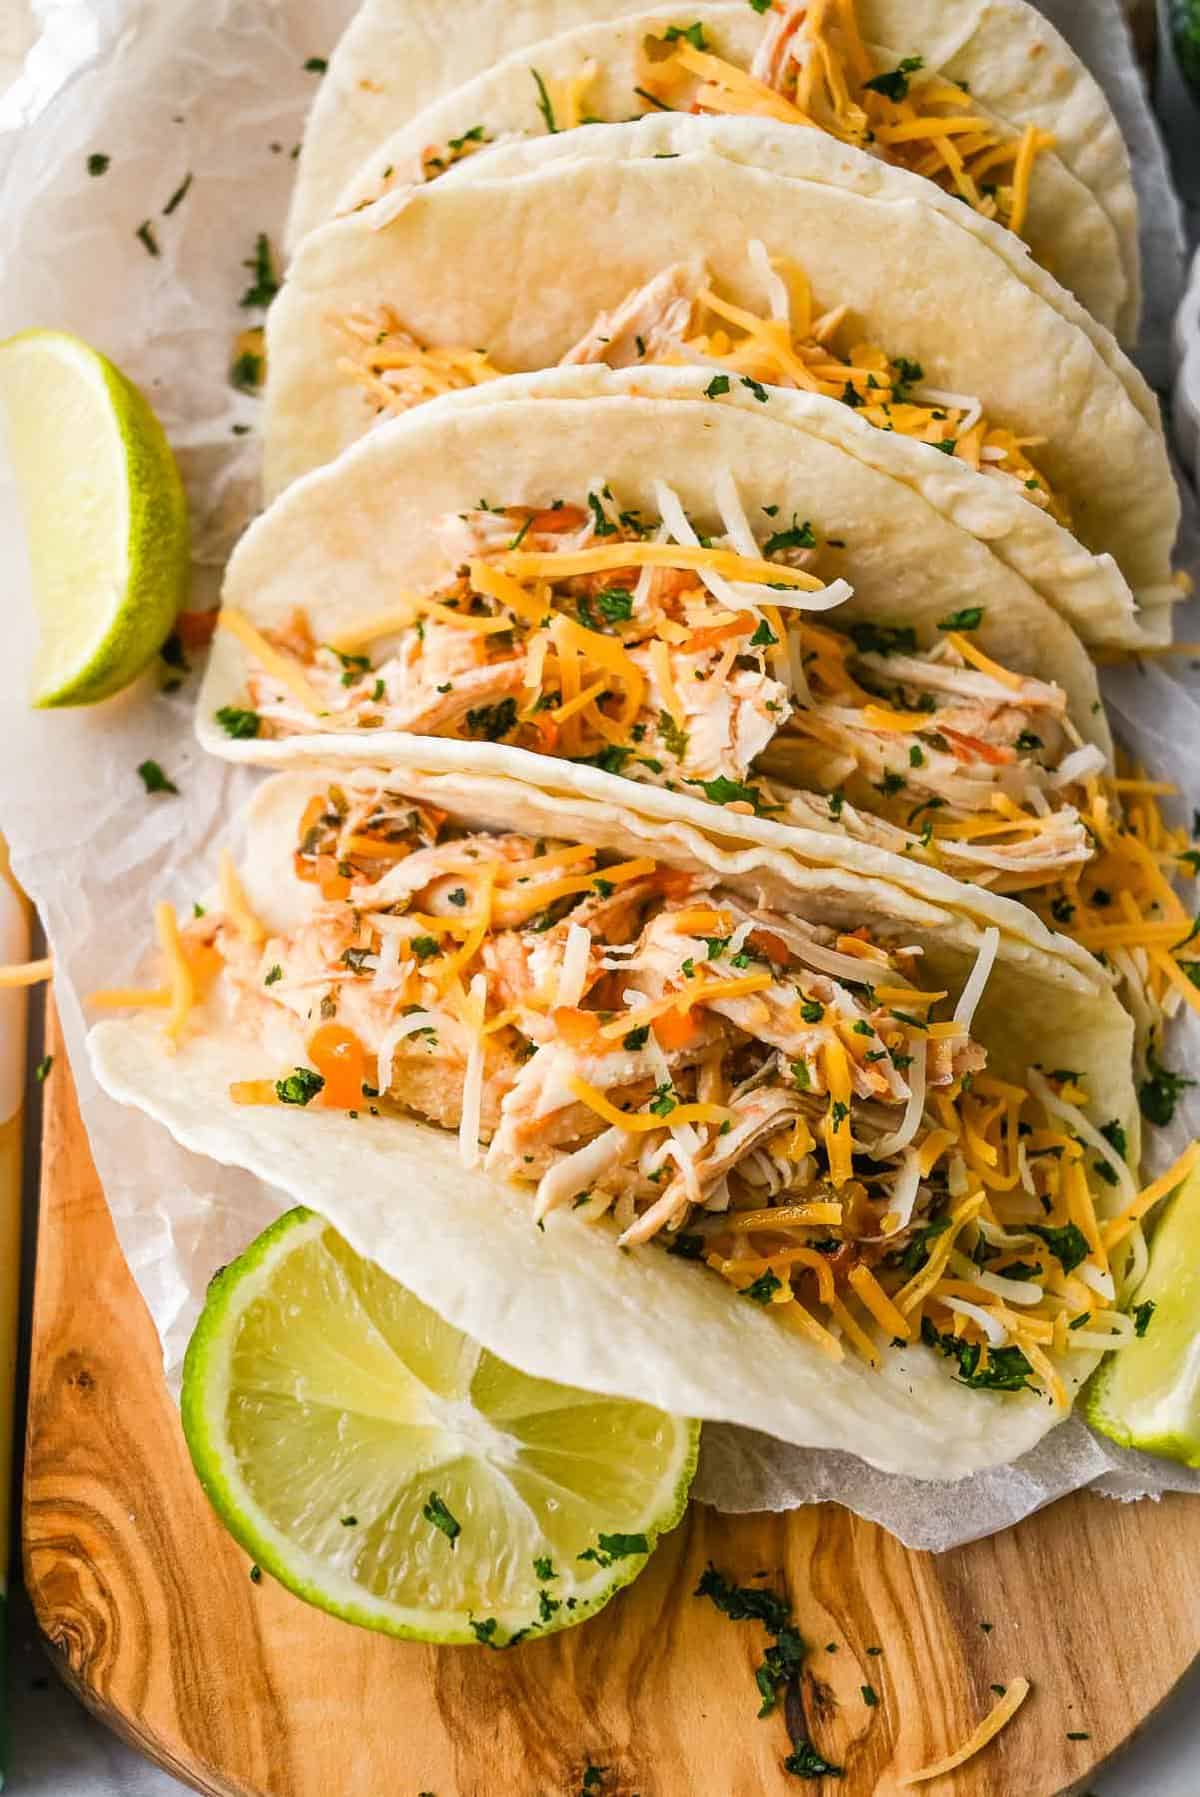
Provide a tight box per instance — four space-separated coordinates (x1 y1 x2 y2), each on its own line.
23 1010 1200 1797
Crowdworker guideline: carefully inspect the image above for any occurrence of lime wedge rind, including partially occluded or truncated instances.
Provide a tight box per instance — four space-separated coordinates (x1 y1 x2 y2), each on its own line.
0 329 189 708
182 1208 699 1644
1085 1160 1200 1469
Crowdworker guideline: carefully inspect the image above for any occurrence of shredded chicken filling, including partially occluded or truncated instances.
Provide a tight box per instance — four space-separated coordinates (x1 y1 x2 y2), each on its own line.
335 259 1064 527
224 481 1093 896
141 777 1128 1405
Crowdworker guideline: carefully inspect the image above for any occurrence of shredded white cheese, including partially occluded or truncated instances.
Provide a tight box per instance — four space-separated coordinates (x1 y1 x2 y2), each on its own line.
953 926 999 1031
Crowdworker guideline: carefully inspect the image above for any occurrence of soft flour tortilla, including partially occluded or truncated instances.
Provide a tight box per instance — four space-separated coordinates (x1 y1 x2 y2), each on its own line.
205 363 1118 950
289 0 1140 341
89 758 1137 1479
265 120 1175 645
331 4 1130 341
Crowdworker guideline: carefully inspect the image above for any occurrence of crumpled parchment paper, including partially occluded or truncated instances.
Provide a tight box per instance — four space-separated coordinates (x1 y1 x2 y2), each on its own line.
0 0 1197 1551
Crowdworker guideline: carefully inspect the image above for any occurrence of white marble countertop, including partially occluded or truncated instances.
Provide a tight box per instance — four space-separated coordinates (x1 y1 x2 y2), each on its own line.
5 5 1200 1794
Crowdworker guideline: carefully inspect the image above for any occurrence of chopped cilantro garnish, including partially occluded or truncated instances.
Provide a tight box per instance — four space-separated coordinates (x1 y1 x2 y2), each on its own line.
800 999 824 1024
861 1684 879 1707
531 67 558 133
663 20 708 48
623 1026 650 1050
1133 1300 1156 1337
470 1617 498 1646
1028 1222 1090 1274
214 705 261 739
784 1742 844 1777
666 1233 705 1259
750 618 778 648
740 1269 782 1304
791 1060 811 1090
685 774 764 811
35 1054 53 1082
465 697 517 740
240 232 279 308
422 1491 461 1546
921 1317 1034 1391
848 622 917 658
584 490 615 538
264 964 282 986
694 1565 790 1631
742 376 769 402
137 759 178 795
764 516 816 557
1050 895 1076 925
411 936 439 961
596 587 634 623
231 348 263 391
578 1531 648 1567
533 1555 556 1580
891 1215 951 1277
938 606 984 632
275 1067 324 1106
1139 1048 1195 1127
448 887 468 907
863 54 924 100
1099 1118 1128 1160
658 709 690 761
1016 730 1043 752
705 373 731 398
649 1083 677 1117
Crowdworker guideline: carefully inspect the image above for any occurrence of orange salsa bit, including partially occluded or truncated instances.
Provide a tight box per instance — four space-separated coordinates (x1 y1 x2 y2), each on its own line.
307 1023 368 1109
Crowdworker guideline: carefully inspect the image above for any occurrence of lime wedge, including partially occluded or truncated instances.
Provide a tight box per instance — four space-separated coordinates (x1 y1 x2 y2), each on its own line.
1086 1157 1200 1466
182 1209 699 1643
0 329 189 706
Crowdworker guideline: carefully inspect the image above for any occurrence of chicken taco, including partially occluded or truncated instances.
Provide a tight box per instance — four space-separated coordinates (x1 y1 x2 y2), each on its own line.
288 0 1139 345
208 367 1200 1055
90 755 1154 1480
265 118 1177 646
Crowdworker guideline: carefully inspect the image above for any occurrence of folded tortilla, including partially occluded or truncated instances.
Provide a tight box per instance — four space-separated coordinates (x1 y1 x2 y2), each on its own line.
89 755 1140 1479
265 120 1175 646
288 0 1139 345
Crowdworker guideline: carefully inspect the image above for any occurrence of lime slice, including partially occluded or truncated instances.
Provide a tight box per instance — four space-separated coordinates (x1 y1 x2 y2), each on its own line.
0 329 189 706
182 1208 699 1643
1086 1158 1200 1466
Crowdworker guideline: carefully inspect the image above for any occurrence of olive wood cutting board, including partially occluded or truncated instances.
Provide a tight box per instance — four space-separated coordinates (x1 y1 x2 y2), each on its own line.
22 1009 1200 1796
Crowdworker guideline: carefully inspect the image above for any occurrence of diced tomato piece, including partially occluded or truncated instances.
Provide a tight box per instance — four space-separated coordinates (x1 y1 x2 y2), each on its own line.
175 609 218 649
307 1023 368 1109
750 928 792 967
941 726 1015 767
683 612 756 655
653 868 696 901
552 1007 603 1048
528 505 588 534
316 854 351 901
653 1007 700 1050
